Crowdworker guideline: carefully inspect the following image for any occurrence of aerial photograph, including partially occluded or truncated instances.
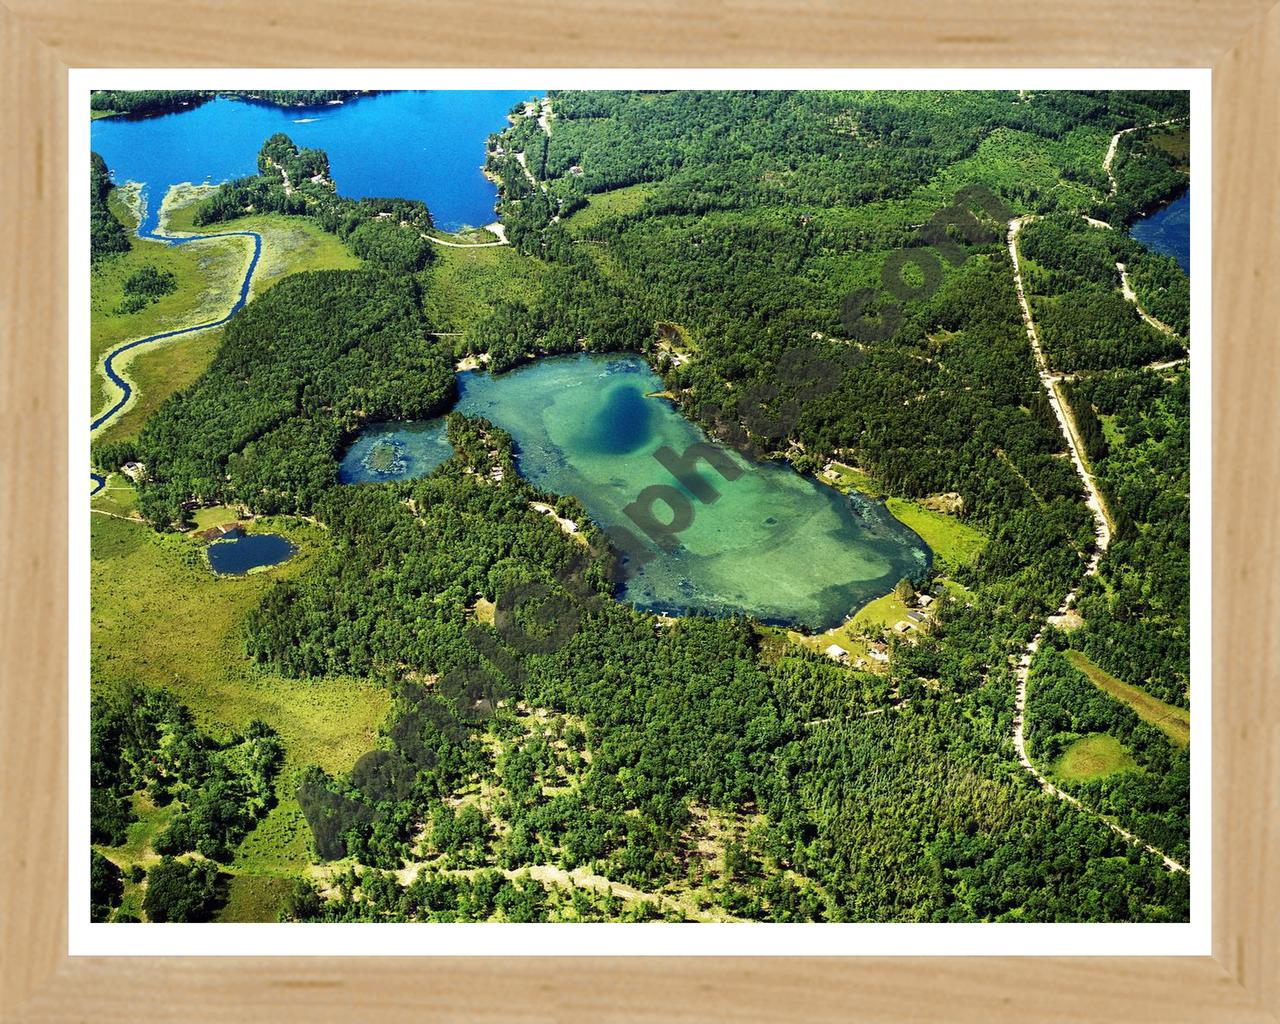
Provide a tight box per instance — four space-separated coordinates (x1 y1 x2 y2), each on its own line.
86 87 1192 925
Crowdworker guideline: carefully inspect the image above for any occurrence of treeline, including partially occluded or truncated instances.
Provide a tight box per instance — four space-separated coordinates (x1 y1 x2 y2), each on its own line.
231 90 378 108
1072 368 1190 707
91 89 376 119
91 90 212 118
191 134 435 273
1109 124 1190 223
90 152 130 262
1127 247 1190 336
91 270 455 527
282 865 672 923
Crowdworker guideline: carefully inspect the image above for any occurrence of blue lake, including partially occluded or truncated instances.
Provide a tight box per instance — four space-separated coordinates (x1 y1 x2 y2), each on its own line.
1130 188 1190 274
207 529 296 575
91 90 537 233
339 355 930 630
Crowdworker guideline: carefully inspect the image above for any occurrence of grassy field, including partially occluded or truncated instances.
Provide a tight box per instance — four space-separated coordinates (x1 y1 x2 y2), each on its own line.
91 213 252 425
90 475 140 518
1148 125 1191 172
418 242 545 337
95 328 226 445
92 188 362 441
1065 650 1190 747
786 586 916 666
562 183 657 236
91 512 392 906
1052 733 1137 783
162 193 362 303
821 461 886 497
885 497 987 570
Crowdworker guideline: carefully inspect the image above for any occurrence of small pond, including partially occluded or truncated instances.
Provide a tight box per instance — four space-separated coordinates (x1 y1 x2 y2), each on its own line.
207 529 295 575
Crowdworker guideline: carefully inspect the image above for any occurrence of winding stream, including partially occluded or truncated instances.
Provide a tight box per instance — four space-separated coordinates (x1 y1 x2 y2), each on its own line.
89 206 262 495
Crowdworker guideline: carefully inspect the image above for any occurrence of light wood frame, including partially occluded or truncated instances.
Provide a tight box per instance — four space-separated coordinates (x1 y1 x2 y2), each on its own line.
2 2 1276 1019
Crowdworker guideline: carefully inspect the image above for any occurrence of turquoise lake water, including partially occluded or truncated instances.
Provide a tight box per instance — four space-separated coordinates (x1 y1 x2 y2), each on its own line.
340 355 930 630
1130 188 1190 274
90 90 536 233
206 529 295 575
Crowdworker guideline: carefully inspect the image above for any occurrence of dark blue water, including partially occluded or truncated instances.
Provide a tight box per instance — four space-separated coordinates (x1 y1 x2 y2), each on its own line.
91 91 536 233
584 383 655 455
1130 188 1190 274
206 529 295 575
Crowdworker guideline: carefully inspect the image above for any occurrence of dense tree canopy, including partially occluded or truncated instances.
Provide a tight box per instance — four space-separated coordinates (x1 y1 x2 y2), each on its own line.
90 152 130 262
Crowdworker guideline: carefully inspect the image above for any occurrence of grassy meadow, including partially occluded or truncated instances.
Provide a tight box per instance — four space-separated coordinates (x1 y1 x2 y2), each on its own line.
1065 649 1190 747
561 182 656 236
885 497 987 571
1052 732 1138 783
91 502 391 906
91 196 253 424
91 187 362 441
418 241 545 337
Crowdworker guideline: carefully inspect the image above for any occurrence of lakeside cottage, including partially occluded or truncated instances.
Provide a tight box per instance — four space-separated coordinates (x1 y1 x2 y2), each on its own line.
824 643 850 664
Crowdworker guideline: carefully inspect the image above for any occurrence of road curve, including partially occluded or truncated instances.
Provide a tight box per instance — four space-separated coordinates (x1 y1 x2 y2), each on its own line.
1103 117 1187 195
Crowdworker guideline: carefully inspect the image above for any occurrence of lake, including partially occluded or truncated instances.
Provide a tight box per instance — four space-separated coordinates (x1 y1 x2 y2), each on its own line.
91 90 536 234
1130 188 1190 274
207 529 295 575
340 354 930 630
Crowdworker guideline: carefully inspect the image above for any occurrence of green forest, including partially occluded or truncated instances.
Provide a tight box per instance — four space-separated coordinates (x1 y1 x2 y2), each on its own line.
89 89 1193 924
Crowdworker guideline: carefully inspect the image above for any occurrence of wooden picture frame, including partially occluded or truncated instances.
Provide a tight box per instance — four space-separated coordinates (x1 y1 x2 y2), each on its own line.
2 2 1276 1019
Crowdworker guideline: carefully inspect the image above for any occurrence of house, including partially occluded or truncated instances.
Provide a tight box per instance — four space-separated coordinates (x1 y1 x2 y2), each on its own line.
893 621 913 634
824 643 850 663
917 594 935 608
867 641 889 664
120 461 145 483
907 610 926 623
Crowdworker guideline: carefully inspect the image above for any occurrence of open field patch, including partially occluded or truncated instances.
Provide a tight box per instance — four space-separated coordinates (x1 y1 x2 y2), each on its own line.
1052 732 1137 783
1066 650 1190 747
886 497 987 569
562 182 656 235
